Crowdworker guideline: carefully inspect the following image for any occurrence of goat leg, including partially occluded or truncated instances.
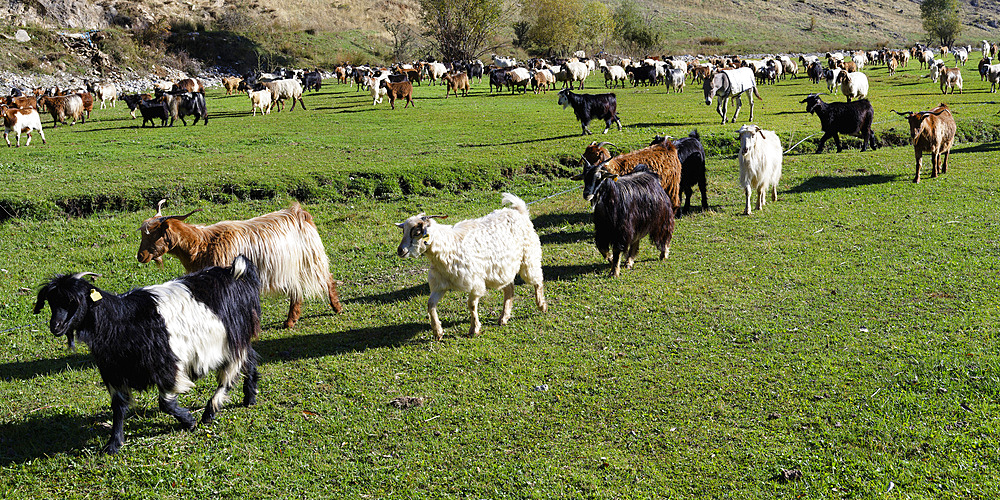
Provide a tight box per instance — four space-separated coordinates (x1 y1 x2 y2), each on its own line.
104 389 131 454
284 300 302 329
159 392 197 429
467 294 482 337
428 290 445 341
499 284 514 326
242 351 260 407
327 276 343 314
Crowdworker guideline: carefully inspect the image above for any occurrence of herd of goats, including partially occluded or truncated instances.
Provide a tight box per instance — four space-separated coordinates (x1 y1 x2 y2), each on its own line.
16 39 1000 453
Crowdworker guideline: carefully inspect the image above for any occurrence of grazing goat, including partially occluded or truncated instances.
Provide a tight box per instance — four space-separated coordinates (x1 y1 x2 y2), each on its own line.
506 67 532 94
579 160 674 276
987 63 1000 92
939 67 963 94
800 93 877 153
650 130 708 215
2 105 46 146
33 256 262 454
381 80 414 109
557 89 622 135
737 124 783 215
559 61 590 90
122 93 150 119
395 193 547 340
443 72 470 97
893 104 956 183
574 137 683 213
38 94 85 126
836 71 869 101
260 79 306 111
666 68 686 92
299 71 322 92
136 201 343 328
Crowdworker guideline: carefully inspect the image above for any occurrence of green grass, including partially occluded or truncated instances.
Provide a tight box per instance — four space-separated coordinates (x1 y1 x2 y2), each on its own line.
2 63 1000 497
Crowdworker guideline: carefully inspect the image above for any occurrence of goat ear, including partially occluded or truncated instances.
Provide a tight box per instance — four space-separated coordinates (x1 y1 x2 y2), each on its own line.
164 208 203 222
570 172 585 181
756 129 766 139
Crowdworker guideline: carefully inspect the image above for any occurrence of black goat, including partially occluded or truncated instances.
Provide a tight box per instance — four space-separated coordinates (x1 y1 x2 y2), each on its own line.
800 93 877 153
33 256 262 454
581 160 675 277
651 130 708 215
489 69 507 93
807 61 824 84
557 89 622 136
138 98 169 127
299 71 323 92
628 65 659 86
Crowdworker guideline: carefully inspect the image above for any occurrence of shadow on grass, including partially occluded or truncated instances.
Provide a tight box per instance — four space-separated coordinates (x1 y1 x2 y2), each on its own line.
952 142 1000 153
0 353 93 382
544 263 604 280
533 211 590 229
458 133 579 147
0 412 99 465
255 322 428 361
787 173 901 193
625 121 696 129
345 283 429 305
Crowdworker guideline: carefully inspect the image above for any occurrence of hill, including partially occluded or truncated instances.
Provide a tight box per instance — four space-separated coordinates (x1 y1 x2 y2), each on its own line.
0 0 998 75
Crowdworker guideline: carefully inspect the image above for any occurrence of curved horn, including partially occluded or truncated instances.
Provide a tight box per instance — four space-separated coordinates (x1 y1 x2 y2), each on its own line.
163 208 203 221
594 141 615 149
891 109 913 117
154 199 166 217
71 272 102 280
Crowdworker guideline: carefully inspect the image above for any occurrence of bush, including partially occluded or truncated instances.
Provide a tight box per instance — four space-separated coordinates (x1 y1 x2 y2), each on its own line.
699 37 725 46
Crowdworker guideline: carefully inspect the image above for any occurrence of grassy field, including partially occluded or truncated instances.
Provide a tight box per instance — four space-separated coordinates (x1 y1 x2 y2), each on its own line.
2 61 1000 498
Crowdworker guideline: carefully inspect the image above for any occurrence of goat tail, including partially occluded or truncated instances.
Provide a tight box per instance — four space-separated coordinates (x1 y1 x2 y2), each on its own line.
231 255 257 282
502 192 529 215
753 86 763 100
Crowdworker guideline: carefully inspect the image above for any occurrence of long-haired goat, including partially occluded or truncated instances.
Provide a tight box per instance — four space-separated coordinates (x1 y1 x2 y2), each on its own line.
136 201 342 328
395 193 547 340
650 130 708 215
892 103 956 183
737 124 783 215
574 138 683 214
33 256 262 454
579 160 675 277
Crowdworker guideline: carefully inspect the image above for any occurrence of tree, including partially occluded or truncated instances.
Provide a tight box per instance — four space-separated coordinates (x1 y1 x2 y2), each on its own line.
921 0 962 47
613 0 660 53
521 0 584 56
419 0 512 61
578 1 616 52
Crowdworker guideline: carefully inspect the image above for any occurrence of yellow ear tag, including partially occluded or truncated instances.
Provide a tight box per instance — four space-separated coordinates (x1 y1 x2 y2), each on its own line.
89 289 103 302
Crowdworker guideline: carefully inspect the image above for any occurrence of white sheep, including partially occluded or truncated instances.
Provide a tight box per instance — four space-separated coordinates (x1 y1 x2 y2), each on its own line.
395 193 547 340
836 71 869 101
426 62 447 84
738 124 783 215
560 60 591 90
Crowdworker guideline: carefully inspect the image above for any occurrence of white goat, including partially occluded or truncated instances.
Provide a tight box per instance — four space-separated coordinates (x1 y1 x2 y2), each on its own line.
737 124 783 215
426 62 447 84
836 71 869 101
560 60 590 90
247 88 272 116
666 68 686 92
2 106 46 147
395 193 547 340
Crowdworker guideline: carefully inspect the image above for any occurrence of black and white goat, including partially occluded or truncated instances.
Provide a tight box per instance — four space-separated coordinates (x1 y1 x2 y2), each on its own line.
33 256 262 454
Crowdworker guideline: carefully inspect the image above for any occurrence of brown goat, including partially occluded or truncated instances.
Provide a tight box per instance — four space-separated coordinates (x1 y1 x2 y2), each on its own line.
38 94 85 126
838 60 858 72
136 201 343 328
173 78 206 93
4 96 36 109
574 140 683 212
382 80 414 109
221 76 243 95
77 92 94 119
443 72 470 98
894 103 956 183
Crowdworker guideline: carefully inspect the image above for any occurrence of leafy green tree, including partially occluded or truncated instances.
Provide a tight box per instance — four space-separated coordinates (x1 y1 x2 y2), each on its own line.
613 0 660 53
578 0 616 52
419 0 512 61
521 0 584 56
921 0 962 47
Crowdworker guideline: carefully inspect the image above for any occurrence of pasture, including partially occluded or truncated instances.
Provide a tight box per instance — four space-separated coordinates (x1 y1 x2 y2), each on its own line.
1 61 1000 497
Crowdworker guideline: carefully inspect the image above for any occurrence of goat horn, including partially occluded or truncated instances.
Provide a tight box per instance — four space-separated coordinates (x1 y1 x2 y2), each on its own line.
71 272 102 280
154 199 166 217
891 109 913 117
594 141 615 149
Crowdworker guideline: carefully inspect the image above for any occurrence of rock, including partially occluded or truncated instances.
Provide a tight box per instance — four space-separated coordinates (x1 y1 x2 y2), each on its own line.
15 29 30 42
